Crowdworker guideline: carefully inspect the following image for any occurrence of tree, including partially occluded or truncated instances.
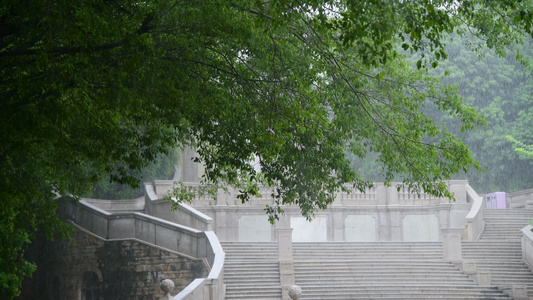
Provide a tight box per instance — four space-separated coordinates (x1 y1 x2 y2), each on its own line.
86 149 180 200
2 0 533 297
415 35 533 193
507 136 533 160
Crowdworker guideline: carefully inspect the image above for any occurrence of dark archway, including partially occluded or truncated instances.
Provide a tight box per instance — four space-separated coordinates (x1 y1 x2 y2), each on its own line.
81 271 100 300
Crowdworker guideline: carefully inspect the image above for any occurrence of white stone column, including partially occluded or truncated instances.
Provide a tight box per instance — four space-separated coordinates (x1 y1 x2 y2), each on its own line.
181 146 200 182
332 210 344 241
442 228 463 262
278 228 293 261
278 228 294 300
332 191 343 206
216 186 236 206
376 186 387 205
387 186 399 205
447 180 468 203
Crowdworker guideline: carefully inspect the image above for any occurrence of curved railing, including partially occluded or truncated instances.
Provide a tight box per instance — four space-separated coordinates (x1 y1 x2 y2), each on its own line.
145 183 213 231
57 198 225 300
464 184 485 241
175 231 225 300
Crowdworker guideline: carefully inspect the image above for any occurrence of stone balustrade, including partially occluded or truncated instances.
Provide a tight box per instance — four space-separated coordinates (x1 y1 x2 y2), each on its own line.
60 199 206 257
521 225 533 269
507 188 533 208
174 231 225 300
57 197 225 300
464 184 485 241
150 180 469 207
145 183 213 231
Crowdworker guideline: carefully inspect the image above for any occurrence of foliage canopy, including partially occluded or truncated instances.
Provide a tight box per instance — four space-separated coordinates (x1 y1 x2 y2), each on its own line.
2 0 533 297
507 136 533 160
436 37 533 193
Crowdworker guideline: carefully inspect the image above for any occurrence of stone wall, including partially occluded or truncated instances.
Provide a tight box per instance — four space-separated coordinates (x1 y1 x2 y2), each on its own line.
19 225 208 300
197 203 471 243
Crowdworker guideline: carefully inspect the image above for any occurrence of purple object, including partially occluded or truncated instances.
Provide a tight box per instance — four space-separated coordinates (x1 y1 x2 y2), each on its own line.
485 192 506 209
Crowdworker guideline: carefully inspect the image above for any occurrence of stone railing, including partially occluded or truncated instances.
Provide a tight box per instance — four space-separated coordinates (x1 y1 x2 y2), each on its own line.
59 199 211 260
464 184 485 241
151 180 469 207
507 188 533 209
174 231 225 300
83 196 145 211
521 225 533 269
145 183 213 231
58 198 225 300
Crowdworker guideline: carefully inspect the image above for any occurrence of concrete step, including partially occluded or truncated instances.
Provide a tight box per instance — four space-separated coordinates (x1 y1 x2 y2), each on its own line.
221 208 533 299
294 284 512 299
464 208 533 297
222 243 282 300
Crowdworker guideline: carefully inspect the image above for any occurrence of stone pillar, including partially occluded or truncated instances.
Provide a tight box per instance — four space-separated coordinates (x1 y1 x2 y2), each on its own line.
376 186 387 205
502 285 528 300
387 186 398 205
438 206 451 230
278 228 294 300
448 180 468 203
276 213 291 230
461 260 492 286
332 192 343 206
389 211 402 242
216 186 236 206
442 228 463 262
332 210 344 241
214 210 227 241
378 209 395 241
181 146 200 182
477 270 491 286
462 260 476 275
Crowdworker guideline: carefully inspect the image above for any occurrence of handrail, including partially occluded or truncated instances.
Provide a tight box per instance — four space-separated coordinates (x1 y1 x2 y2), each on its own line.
175 232 225 300
58 198 225 300
62 199 204 257
150 180 468 207
145 183 213 231
507 188 533 208
521 225 533 269
464 184 485 241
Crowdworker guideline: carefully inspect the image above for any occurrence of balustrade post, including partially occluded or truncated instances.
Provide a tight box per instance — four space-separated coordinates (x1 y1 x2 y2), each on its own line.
441 228 463 262
376 186 387 205
278 228 294 300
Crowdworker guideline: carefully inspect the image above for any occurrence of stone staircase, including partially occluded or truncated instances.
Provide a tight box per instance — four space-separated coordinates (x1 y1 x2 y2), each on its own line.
293 242 511 299
222 242 282 300
463 208 533 298
221 209 533 300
